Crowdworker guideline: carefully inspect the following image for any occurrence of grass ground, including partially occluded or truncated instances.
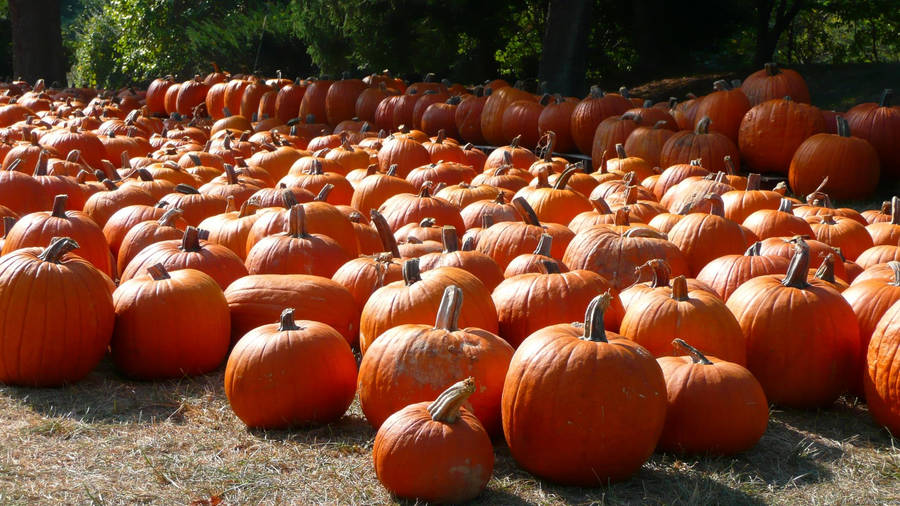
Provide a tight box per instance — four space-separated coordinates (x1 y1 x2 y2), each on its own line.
0 357 898 505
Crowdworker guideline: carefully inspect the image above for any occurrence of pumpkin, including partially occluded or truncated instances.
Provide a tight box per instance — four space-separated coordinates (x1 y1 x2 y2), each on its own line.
667 193 747 275
726 237 859 407
483 135 537 171
656 339 768 455
501 292 667 485
2 194 113 277
112 264 229 379
562 226 689 290
864 295 900 435
120 226 249 290
863 200 893 224
504 233 568 277
537 94 576 153
624 119 675 168
867 196 900 246
695 241 790 301
618 259 719 311
245 204 350 277
475 197 572 270
359 259 498 355
521 165 593 225
591 112 642 170
459 191 521 230
373 377 493 503
693 80 751 142
225 308 357 428
721 173 782 223
620 275 746 364
406 161 476 192
570 86 632 155
0 237 114 386
359 285 513 436
805 213 873 262
843 261 900 391
29 151 86 210
298 79 334 125
659 118 740 174
418 226 504 292
492 262 624 348
738 97 826 174
331 210 404 309
325 77 367 126
158 184 227 226
741 62 811 106
742 198 814 239
376 135 431 178
855 245 900 270
651 159 709 201
197 198 261 260
117 207 186 274
481 85 535 146
0 160 52 214
846 89 900 178
377 184 465 235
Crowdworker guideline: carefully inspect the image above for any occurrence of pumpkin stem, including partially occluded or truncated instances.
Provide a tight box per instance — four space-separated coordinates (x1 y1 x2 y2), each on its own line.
613 207 630 226
820 213 837 225
175 184 201 195
645 259 671 288
278 308 301 331
419 217 437 228
287 204 307 237
146 263 171 280
509 135 521 149
540 258 562 274
38 237 80 263
591 196 612 214
223 163 239 185
280 188 298 208
814 253 837 283
512 197 541 226
433 285 463 331
615 143 627 159
671 275 690 301
887 261 900 287
552 165 579 190
427 377 476 424
156 207 183 227
238 199 259 218
1 216 16 238
461 235 476 251
777 198 793 213
32 150 48 176
181 226 203 252
879 89 894 107
695 117 711 135
533 233 553 256
746 173 761 191
835 116 851 138
705 193 725 217
50 194 68 218
781 236 811 289
745 241 762 256
402 258 421 285
441 226 459 253
370 210 400 258
223 195 237 214
481 213 495 229
581 292 612 343
672 338 713 365
314 183 334 201
764 62 781 76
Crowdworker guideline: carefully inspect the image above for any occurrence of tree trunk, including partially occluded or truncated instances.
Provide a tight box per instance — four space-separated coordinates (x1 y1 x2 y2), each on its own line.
9 0 66 85
538 0 592 97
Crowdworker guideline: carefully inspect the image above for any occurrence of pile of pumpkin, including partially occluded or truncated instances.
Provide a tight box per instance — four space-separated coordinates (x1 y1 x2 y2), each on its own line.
0 65 898 502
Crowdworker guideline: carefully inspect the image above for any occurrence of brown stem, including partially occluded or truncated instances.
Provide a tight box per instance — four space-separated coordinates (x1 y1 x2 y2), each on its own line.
591 197 612 214
50 194 68 218
540 259 562 274
672 338 713 365
146 263 171 280
778 198 793 213
370 210 400 258
782 237 811 289
441 226 459 253
238 199 258 218
509 135 521 149
746 173 761 191
481 213 495 229
38 237 80 263
671 275 689 301
814 253 836 283
181 226 202 252
1 216 16 238
287 204 307 237
695 116 711 134
433 285 463 331
315 183 334 201
613 207 630 226
889 196 900 225
581 292 612 342
745 241 762 256
426 377 476 424
513 197 541 226
705 193 725 217
615 143 627 159
552 165 580 191
175 184 201 195
223 164 239 185
764 62 781 76
386 164 399 177
533 233 553 256
403 258 422 285
32 150 49 176
278 308 301 331
647 259 671 288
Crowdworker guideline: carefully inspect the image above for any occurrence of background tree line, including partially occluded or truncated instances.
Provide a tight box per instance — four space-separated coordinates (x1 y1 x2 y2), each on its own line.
1 0 897 95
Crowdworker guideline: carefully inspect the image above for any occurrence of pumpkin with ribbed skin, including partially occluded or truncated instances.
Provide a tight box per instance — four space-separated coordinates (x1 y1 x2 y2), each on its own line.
492 262 624 348
741 63 811 106
806 213 873 261
865 296 900 435
621 275 746 364
359 286 513 436
373 377 493 503
117 208 186 274
112 264 229 379
419 227 504 292
694 80 751 142
591 112 642 170
120 226 248 290
225 308 357 429
359 259 498 355
82 183 156 228
624 120 674 168
2 195 113 277
742 198 814 239
376 135 431 178
657 339 768 455
501 293 666 485
331 210 404 309
846 89 900 178
522 166 593 225
696 241 790 301
377 185 465 234
721 173 781 223
0 161 52 215
738 98 826 174
867 197 900 246
726 237 859 407
484 135 537 171
481 85 535 146
667 193 746 275
659 117 740 174
475 198 572 270
0 238 114 386
504 233 567 277
570 86 632 155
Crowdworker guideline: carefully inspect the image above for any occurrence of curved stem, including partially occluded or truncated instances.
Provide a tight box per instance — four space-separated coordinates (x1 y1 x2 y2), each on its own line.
695 116 711 135
512 197 541 226
591 197 612 214
814 253 836 283
315 183 334 201
370 209 400 258
278 308 301 331
745 241 762 256
175 184 201 195
552 166 579 191
648 259 671 288
880 89 893 107
778 198 793 213
533 233 553 256
38 237 80 263
157 207 183 227
672 338 713 365
433 285 463 331
223 163 239 185
888 261 900 287
782 237 811 289
426 377 476 424
581 292 612 342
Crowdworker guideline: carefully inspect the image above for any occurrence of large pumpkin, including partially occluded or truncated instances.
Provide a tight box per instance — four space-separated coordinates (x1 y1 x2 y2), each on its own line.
741 63 811 106
225 308 357 429
846 89 900 178
725 237 859 407
501 293 666 485
0 238 114 386
738 98 826 174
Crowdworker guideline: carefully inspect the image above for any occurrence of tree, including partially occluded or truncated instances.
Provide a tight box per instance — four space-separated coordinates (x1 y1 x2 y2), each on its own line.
9 0 67 83
754 0 807 65
538 0 592 96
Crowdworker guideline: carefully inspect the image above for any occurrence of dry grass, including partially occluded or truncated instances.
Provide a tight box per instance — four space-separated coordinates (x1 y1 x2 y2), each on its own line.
0 358 898 505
